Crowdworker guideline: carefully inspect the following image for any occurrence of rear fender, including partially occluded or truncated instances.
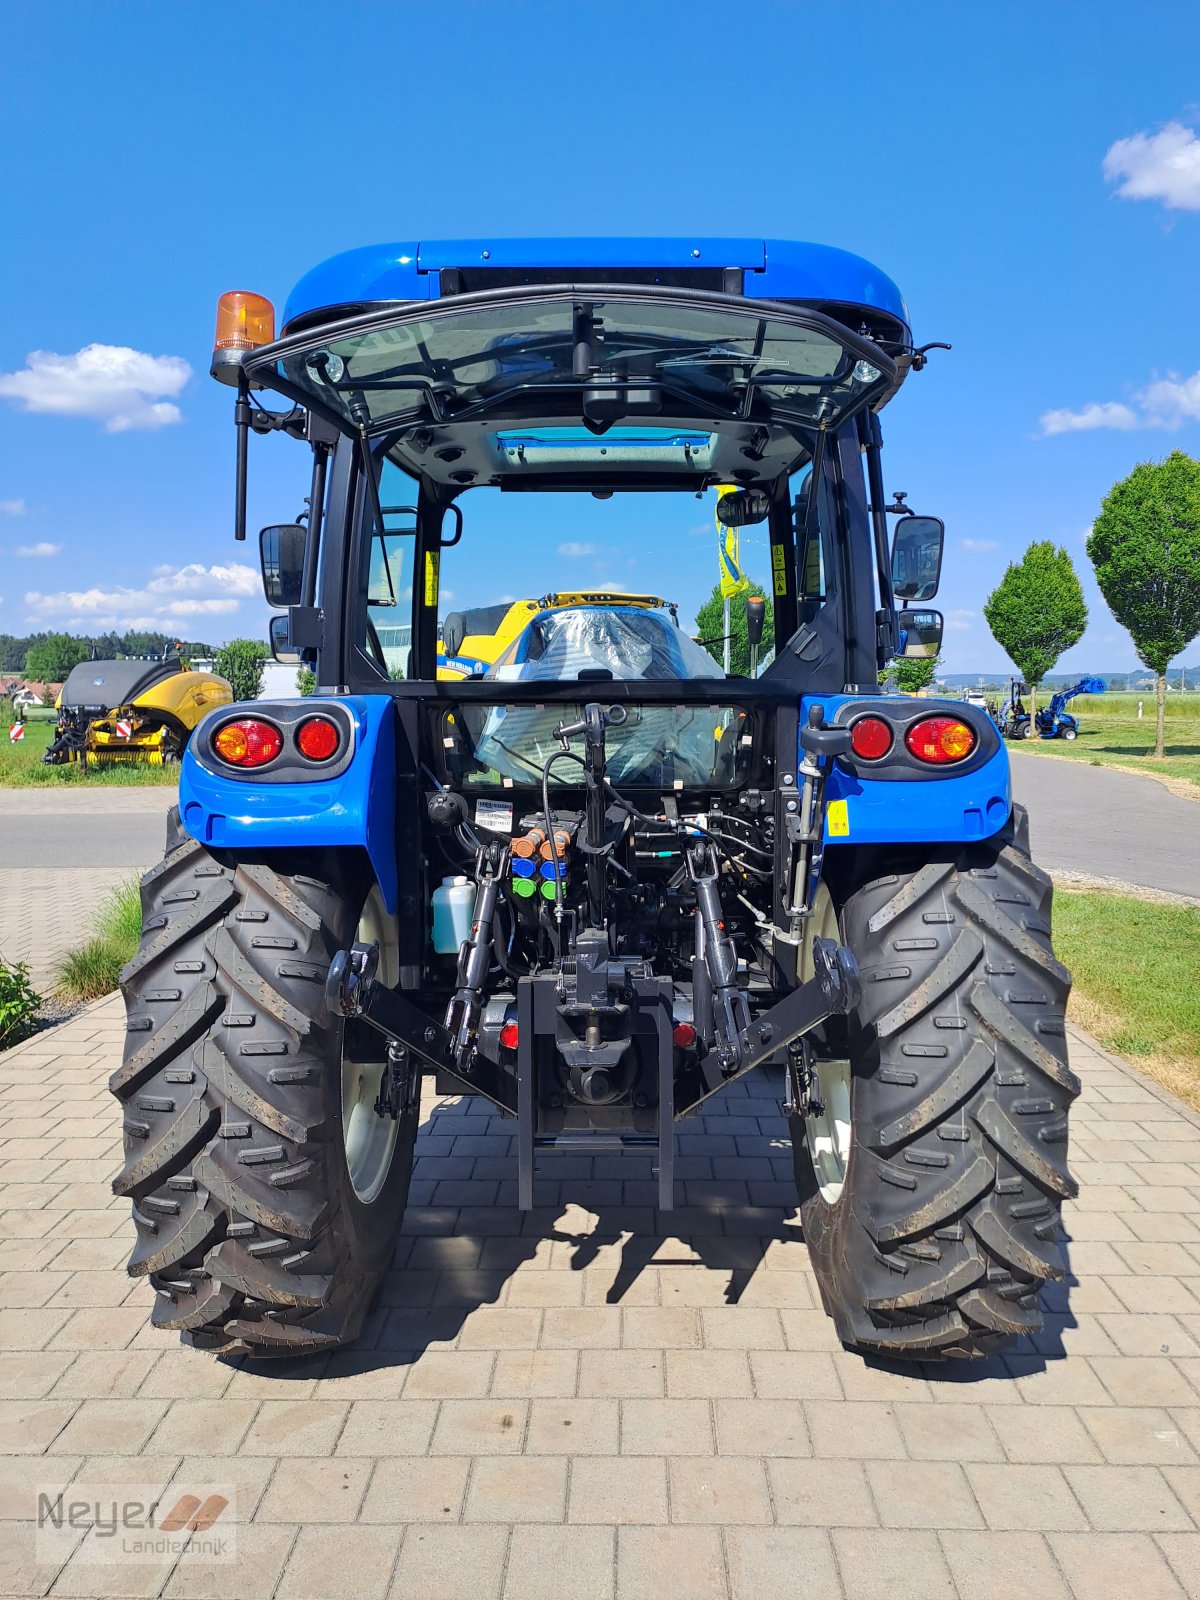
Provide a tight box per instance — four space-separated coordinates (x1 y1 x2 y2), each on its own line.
800 693 1012 847
177 695 400 912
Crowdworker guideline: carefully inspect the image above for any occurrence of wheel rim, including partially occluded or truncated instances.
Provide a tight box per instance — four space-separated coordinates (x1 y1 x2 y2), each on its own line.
340 885 401 1204
799 884 853 1205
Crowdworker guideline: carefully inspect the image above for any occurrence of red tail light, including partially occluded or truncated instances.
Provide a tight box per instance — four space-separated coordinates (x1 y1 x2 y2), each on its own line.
849 716 893 761
499 1021 520 1051
296 716 340 762
672 1022 697 1049
905 716 976 765
211 718 283 768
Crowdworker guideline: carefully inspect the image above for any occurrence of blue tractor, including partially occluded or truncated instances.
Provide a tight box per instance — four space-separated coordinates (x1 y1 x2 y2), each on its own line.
113 239 1076 1361
1035 676 1106 740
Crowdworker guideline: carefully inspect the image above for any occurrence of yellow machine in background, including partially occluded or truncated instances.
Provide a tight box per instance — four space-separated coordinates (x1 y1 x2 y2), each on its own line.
438 592 672 680
45 656 233 766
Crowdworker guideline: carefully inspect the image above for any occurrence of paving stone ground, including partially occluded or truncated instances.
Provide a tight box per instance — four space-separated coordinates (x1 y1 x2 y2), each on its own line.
1 998 1198 1599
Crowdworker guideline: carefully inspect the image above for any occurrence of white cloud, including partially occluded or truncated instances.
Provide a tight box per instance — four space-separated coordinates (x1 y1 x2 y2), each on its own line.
15 541 61 557
960 538 998 553
0 344 191 432
0 498 24 516
1039 401 1138 436
1040 368 1200 437
23 561 258 631
558 541 599 558
1138 370 1200 427
1103 121 1200 211
147 562 259 597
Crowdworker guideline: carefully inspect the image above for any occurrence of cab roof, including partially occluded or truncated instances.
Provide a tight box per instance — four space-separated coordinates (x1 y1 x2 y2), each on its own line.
282 236 910 346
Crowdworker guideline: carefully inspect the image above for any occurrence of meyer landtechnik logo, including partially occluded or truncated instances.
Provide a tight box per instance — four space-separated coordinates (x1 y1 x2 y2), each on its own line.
36 1483 235 1565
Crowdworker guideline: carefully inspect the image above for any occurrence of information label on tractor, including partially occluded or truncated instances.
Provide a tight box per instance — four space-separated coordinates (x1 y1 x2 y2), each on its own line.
475 799 514 835
771 544 788 596
826 799 850 838
423 551 440 607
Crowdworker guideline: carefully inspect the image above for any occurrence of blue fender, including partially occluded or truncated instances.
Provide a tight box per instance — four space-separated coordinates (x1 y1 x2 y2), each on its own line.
801 695 1012 847
177 696 401 912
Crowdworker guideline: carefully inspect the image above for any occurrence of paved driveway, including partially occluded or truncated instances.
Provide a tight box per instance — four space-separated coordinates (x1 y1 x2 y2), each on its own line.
0 792 174 991
1010 755 1200 900
1 1001 1198 1599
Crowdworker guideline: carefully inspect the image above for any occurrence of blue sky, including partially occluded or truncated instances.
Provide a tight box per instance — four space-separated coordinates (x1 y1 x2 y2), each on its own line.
2 0 1200 677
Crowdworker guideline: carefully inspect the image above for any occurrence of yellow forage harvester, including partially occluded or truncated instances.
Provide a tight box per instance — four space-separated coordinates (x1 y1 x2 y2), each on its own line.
44 655 233 767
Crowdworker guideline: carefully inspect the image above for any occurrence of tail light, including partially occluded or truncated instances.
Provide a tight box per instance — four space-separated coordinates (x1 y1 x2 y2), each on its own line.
849 716 893 761
499 1021 520 1050
296 716 341 762
905 716 976 765
672 1021 698 1049
211 718 283 769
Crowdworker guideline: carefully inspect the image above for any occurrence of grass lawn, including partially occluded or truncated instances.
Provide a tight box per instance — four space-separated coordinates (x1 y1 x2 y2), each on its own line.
0 711 179 788
1009 693 1200 789
1054 887 1200 1110
55 879 143 1002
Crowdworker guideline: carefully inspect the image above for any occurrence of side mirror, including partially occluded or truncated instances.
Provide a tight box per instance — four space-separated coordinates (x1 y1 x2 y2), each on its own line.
890 515 945 601
716 488 771 527
260 524 307 607
269 613 303 666
898 608 943 659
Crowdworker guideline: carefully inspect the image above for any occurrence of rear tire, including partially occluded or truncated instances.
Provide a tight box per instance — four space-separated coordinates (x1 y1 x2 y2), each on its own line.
793 806 1077 1358
112 813 416 1357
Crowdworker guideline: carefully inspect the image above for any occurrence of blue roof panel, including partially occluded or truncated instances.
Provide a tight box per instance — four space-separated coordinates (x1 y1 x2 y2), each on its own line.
282 237 908 336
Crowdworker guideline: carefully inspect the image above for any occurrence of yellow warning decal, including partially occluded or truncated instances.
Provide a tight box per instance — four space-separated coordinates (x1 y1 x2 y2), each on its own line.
423 551 440 607
826 799 850 838
771 543 788 597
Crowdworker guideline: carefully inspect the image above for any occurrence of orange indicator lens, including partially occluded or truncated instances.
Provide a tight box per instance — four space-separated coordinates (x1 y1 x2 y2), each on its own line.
212 718 283 768
905 717 976 765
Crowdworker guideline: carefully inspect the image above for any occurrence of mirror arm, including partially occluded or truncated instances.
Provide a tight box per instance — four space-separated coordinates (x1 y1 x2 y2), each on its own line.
233 370 250 542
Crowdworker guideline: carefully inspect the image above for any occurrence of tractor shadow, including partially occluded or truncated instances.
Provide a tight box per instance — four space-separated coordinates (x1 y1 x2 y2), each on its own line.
226 1073 1074 1385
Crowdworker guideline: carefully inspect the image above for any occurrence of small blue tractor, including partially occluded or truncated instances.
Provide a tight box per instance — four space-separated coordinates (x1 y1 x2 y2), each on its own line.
1035 676 1106 741
997 679 1033 740
112 239 1076 1362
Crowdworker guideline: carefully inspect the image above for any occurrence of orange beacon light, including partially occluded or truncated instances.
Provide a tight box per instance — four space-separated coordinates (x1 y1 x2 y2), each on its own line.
210 291 275 385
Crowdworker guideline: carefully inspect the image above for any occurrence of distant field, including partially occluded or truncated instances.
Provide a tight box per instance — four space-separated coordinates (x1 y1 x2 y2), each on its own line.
0 711 179 788
1009 695 1200 788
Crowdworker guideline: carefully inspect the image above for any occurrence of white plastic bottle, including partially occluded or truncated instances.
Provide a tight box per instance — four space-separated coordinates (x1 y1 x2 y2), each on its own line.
431 875 475 954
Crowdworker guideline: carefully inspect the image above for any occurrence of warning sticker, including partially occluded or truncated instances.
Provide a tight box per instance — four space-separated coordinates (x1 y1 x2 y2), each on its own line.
826 799 850 838
475 798 514 835
771 543 788 597
423 550 440 607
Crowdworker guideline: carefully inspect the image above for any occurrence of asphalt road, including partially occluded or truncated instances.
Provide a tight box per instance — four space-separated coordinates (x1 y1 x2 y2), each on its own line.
0 758 1196 898
1010 752 1200 900
0 789 175 872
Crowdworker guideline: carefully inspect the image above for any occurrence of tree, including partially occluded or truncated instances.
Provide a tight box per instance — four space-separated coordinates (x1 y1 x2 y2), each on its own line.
694 582 773 677
1089 450 1200 759
887 653 942 695
214 639 269 702
296 667 317 696
982 542 1087 712
22 633 90 683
